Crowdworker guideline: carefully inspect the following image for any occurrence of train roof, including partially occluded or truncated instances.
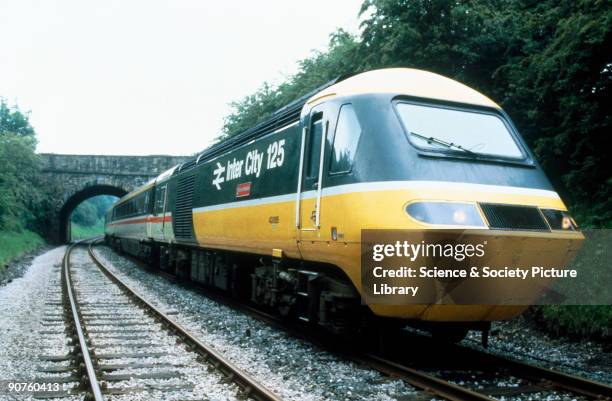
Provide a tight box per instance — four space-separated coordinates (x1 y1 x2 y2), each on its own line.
113 164 179 207
173 77 345 174
173 68 499 175
305 68 499 109
114 180 155 206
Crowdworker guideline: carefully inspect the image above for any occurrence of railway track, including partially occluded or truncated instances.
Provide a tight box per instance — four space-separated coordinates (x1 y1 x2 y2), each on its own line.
235 304 612 401
33 241 281 401
101 245 611 401
356 337 612 401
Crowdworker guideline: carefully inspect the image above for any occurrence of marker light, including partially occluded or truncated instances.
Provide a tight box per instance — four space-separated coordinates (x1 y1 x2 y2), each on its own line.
541 209 578 230
406 202 486 227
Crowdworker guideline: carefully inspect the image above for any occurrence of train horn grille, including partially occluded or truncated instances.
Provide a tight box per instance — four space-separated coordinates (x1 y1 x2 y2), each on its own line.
479 203 549 231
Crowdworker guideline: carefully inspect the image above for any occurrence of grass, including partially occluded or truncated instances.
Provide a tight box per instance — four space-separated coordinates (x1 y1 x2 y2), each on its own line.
70 220 105 241
531 229 611 341
0 229 45 269
535 306 611 340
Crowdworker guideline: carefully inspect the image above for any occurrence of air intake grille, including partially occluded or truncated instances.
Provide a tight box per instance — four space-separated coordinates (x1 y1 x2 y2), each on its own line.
174 175 195 239
479 203 549 231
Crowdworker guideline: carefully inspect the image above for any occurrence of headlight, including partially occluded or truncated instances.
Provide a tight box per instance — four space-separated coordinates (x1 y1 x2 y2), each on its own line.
406 202 486 227
541 209 578 230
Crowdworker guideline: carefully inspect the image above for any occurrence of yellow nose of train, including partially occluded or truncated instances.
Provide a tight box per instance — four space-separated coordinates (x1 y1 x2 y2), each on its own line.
343 181 584 322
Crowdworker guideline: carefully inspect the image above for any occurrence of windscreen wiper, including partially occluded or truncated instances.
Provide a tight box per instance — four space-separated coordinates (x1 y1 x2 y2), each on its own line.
409 131 476 155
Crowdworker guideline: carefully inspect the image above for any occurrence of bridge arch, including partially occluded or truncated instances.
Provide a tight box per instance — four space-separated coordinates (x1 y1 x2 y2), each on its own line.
39 153 190 243
58 183 128 243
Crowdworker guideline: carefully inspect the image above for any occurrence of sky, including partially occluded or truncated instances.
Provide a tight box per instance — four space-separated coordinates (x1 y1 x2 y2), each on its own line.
0 0 363 156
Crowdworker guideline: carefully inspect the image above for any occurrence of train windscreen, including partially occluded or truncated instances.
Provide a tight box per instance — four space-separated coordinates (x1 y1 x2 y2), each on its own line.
395 102 524 159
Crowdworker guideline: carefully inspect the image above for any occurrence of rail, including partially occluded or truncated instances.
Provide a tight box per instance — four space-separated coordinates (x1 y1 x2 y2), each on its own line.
87 240 282 401
63 242 105 401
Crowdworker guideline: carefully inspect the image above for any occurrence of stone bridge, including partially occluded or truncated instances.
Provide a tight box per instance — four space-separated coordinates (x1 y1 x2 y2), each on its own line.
40 153 190 243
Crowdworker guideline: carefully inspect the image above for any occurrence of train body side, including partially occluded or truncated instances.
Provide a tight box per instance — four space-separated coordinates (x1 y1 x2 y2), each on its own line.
105 68 584 328
105 174 176 254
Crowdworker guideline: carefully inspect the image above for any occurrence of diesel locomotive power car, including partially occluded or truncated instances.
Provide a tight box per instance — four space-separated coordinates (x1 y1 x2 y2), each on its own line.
105 68 583 340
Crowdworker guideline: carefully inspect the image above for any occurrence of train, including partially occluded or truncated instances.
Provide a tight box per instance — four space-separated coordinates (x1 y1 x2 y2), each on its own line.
105 68 584 342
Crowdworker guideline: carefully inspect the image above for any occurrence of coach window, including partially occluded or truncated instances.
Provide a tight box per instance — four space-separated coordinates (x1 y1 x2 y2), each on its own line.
306 113 324 178
329 104 361 174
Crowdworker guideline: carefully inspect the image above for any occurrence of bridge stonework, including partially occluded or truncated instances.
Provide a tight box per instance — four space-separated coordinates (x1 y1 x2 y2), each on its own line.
40 153 190 243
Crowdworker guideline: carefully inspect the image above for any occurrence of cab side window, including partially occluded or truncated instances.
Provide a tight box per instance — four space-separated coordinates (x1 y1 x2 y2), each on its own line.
329 104 362 174
306 114 324 179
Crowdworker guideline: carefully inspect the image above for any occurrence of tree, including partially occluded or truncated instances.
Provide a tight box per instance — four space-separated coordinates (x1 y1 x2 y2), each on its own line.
358 0 510 88
0 99 43 231
71 201 99 227
0 100 36 138
493 0 611 227
86 195 118 220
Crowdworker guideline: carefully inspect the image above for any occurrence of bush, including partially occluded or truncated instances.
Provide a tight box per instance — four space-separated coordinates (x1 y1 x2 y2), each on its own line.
0 99 45 233
534 305 611 341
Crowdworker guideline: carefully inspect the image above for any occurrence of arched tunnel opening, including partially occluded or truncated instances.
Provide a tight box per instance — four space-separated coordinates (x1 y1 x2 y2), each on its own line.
59 185 127 243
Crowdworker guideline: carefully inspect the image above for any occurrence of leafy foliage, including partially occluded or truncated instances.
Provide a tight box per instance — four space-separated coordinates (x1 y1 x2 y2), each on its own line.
492 0 611 227
71 200 98 227
91 195 117 219
0 100 35 138
221 0 610 227
70 195 117 228
534 305 611 340
70 195 118 241
0 99 44 232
